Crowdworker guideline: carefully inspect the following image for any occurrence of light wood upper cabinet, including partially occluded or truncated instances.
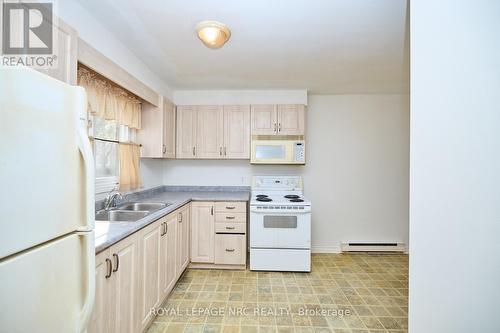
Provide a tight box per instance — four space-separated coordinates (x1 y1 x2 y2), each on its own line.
196 106 224 158
224 105 250 159
176 106 198 158
160 214 177 300
137 219 162 331
138 96 176 158
163 100 176 158
251 105 278 135
191 202 215 263
277 104 305 135
251 104 305 136
176 204 191 273
176 105 250 159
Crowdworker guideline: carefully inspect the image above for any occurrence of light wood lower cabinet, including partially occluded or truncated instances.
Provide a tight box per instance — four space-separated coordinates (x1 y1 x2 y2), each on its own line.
88 234 138 333
190 201 247 269
177 204 190 271
160 213 178 300
190 202 215 263
89 201 244 332
215 234 246 265
137 219 162 331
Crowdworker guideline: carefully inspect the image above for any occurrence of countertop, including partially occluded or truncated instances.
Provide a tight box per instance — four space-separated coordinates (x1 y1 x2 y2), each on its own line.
94 186 250 254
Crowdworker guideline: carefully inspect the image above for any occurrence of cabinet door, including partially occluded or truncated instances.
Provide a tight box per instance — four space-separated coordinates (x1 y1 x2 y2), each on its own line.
110 234 138 333
138 101 164 158
277 104 305 135
160 214 177 299
196 106 224 158
177 204 190 274
88 249 112 333
36 18 77 85
176 106 197 158
224 105 250 159
137 220 162 330
251 105 277 135
191 202 215 263
163 99 176 158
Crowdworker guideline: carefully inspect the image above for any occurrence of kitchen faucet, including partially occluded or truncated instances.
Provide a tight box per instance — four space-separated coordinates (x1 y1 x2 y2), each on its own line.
104 189 123 210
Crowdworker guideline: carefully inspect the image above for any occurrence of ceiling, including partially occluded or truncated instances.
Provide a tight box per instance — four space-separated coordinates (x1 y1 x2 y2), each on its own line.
77 0 409 94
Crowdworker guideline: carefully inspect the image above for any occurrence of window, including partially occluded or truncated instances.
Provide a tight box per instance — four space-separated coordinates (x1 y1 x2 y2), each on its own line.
78 65 142 195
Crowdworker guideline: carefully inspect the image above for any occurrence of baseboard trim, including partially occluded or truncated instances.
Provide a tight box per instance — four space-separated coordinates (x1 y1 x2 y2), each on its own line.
311 246 341 254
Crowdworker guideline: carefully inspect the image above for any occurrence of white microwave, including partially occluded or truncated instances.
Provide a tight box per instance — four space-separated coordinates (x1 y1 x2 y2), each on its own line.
251 139 305 164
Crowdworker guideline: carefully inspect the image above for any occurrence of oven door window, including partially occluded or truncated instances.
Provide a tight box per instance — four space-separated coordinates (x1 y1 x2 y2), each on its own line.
255 145 286 159
263 216 297 228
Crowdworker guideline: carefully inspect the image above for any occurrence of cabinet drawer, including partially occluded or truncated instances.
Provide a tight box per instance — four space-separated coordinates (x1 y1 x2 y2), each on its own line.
215 222 246 234
214 234 246 265
215 202 247 213
215 212 246 223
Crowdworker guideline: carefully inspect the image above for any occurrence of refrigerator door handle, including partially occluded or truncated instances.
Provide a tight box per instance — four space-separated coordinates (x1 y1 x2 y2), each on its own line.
77 230 95 333
75 87 95 232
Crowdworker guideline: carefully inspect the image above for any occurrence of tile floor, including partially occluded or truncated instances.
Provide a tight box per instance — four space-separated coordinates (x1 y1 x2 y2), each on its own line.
147 253 408 333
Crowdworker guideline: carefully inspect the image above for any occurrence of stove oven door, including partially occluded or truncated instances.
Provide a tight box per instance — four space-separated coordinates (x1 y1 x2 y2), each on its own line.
250 208 311 249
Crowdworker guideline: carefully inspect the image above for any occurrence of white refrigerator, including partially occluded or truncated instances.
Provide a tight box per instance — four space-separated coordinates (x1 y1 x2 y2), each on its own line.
0 67 95 332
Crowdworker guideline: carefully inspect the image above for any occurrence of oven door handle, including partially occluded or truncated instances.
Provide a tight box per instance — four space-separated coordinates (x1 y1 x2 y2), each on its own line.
250 208 311 214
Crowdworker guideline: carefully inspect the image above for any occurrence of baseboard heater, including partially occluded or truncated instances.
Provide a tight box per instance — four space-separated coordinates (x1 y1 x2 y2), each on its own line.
341 242 405 252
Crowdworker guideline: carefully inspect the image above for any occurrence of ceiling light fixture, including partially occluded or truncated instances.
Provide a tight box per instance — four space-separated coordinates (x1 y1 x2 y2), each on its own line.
196 20 231 49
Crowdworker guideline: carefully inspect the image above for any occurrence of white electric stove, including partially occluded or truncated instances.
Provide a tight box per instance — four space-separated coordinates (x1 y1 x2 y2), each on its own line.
249 176 311 272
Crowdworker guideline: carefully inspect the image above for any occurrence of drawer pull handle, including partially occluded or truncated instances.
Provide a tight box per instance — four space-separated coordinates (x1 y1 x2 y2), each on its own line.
226 216 235 220
225 226 235 230
226 206 236 209
225 248 235 252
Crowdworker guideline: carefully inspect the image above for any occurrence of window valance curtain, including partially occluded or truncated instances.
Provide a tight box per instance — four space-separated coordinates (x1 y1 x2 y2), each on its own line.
78 67 141 129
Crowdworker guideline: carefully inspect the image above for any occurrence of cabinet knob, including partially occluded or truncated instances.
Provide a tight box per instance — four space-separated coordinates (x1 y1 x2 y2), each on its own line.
225 248 235 252
163 145 166 154
226 216 235 220
219 147 223 156
226 226 235 230
226 206 236 210
193 147 196 156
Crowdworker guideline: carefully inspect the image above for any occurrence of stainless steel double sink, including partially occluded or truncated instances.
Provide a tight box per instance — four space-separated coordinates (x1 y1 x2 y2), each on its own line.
95 202 170 222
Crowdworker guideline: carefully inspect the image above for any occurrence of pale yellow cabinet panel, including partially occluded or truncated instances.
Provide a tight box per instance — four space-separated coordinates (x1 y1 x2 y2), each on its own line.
137 219 162 331
176 106 198 158
163 100 176 158
191 202 215 263
177 204 190 273
160 214 177 300
196 106 224 158
88 234 138 333
110 234 138 333
36 18 77 85
224 105 250 159
251 105 278 135
277 104 305 135
138 96 176 158
88 249 112 333
214 234 246 265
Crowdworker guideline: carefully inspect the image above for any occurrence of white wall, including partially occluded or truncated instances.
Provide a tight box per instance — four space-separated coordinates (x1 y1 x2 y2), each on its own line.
57 0 170 187
410 1 500 332
173 90 308 105
163 94 410 252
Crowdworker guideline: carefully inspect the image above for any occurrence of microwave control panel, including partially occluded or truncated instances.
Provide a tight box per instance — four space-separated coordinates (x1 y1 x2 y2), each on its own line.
294 142 305 163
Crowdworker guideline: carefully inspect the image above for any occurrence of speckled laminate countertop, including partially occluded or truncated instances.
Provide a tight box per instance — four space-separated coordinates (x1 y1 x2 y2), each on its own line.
94 186 250 254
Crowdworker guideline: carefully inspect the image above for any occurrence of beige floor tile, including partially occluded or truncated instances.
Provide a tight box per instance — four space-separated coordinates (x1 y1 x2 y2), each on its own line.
146 254 408 333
